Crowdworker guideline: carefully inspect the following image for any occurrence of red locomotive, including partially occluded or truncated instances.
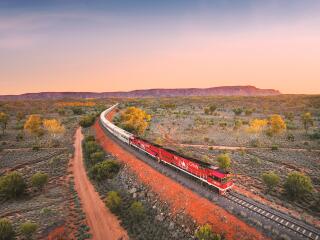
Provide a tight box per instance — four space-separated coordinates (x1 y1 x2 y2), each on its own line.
130 137 233 194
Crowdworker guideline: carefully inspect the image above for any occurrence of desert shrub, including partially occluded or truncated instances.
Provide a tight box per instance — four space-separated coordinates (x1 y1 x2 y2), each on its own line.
271 144 279 151
40 207 55 217
268 115 286 134
89 160 120 181
284 172 313 200
233 119 242 130
85 135 95 142
129 201 145 220
0 171 26 199
248 119 267 133
301 112 314 134
195 224 222 240
105 191 122 213
217 154 231 171
249 138 261 147
57 108 65 116
262 171 280 192
0 112 9 135
16 132 24 141
309 130 320 140
0 218 14 240
89 151 105 164
249 156 261 166
286 133 295 142
232 108 243 116
84 141 100 154
20 221 38 240
219 122 227 129
245 108 254 116
31 172 48 191
71 107 84 115
79 114 95 128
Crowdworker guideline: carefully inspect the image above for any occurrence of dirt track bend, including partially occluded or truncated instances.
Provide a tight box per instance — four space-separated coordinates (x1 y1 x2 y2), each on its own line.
72 127 128 240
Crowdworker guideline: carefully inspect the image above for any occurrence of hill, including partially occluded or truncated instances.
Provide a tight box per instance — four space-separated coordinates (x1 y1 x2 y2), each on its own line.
0 86 280 100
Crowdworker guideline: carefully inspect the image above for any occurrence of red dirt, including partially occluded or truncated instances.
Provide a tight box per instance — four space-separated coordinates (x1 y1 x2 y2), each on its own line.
46 226 65 240
94 116 269 240
72 127 129 240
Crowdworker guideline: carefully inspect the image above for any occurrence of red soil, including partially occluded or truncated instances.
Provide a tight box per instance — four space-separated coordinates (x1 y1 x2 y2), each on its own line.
46 226 65 240
94 116 269 240
72 128 129 240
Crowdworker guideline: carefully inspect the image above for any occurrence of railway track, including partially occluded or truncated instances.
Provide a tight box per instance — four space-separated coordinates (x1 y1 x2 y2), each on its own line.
225 191 320 240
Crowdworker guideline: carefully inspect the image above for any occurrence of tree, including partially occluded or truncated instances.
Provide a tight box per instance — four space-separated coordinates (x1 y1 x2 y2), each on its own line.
262 171 280 192
89 160 120 181
0 171 26 199
268 115 286 134
120 107 151 135
217 154 231 171
43 119 65 137
105 191 122 213
248 119 268 133
195 224 221 240
0 218 14 240
301 112 314 134
0 112 9 135
284 172 313 200
31 172 48 191
24 115 42 136
20 221 38 240
129 201 145 220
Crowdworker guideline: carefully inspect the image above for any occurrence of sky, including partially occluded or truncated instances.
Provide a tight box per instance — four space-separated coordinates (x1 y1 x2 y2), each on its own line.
0 0 320 95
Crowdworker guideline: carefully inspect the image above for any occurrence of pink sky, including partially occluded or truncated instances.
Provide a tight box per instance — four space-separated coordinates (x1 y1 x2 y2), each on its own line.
0 8 320 94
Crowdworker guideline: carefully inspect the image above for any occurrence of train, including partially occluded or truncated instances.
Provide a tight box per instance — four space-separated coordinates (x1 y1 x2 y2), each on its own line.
100 104 234 194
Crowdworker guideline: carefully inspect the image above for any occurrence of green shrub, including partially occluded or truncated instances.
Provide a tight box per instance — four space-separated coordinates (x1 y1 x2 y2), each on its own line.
85 135 95 142
0 171 26 199
217 154 231 171
71 107 84 115
195 224 222 240
89 160 120 181
286 133 295 142
271 144 279 151
20 221 38 240
233 108 243 116
284 172 313 200
129 201 145 220
309 130 320 140
105 191 122 213
31 172 48 191
262 171 280 192
84 141 100 154
89 151 105 163
79 115 95 128
0 218 14 240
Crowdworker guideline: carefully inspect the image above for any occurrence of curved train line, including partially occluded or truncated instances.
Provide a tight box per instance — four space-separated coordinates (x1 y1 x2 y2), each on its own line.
100 104 320 240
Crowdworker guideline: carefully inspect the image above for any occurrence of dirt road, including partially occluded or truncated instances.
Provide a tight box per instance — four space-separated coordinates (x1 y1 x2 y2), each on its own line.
72 127 128 240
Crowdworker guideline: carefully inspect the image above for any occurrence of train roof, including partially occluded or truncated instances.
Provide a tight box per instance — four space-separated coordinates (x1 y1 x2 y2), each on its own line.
135 137 213 168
